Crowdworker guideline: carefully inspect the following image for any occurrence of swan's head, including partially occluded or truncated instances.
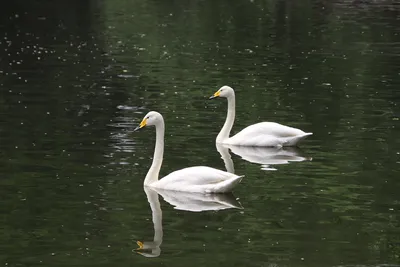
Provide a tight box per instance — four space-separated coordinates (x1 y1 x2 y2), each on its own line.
134 240 161 257
134 111 163 131
209 85 235 99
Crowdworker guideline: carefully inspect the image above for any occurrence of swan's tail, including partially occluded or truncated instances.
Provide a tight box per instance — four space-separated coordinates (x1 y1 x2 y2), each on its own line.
206 175 244 193
283 132 313 146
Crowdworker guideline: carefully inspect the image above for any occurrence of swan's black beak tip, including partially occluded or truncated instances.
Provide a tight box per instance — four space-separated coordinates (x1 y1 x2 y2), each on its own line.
133 126 141 132
209 95 216 100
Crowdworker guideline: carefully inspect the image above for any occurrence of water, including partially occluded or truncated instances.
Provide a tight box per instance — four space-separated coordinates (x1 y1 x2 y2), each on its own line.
0 1 399 266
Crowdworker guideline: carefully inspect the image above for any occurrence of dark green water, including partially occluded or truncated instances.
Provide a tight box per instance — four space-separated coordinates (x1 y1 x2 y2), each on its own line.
0 1 399 266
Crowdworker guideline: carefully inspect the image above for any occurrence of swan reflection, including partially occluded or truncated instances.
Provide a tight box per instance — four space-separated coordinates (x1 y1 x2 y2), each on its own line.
135 187 163 258
135 187 242 257
216 143 311 172
153 187 242 212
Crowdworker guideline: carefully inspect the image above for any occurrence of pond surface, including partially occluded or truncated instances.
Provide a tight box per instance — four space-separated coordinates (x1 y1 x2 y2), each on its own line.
0 1 399 266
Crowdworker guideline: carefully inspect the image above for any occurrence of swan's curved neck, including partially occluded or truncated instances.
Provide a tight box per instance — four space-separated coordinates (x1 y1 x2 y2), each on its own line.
217 94 235 143
144 119 165 186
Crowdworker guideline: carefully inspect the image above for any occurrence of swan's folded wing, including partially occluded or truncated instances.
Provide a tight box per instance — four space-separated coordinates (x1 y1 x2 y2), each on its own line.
153 166 242 193
158 166 236 185
229 132 282 147
244 122 307 137
229 122 312 146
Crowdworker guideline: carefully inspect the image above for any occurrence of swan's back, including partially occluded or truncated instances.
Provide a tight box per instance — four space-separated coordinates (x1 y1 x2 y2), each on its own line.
152 166 243 193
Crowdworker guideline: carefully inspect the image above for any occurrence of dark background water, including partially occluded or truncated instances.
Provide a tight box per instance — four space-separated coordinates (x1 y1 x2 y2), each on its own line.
0 0 399 266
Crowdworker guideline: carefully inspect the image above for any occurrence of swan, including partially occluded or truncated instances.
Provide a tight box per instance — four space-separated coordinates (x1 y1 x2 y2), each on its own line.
216 143 311 171
209 85 313 147
134 111 243 193
135 187 242 257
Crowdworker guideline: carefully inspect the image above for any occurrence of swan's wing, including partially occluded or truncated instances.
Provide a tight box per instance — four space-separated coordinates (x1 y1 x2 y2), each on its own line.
229 122 312 146
241 122 308 137
153 166 243 193
159 166 236 185
280 133 313 146
229 132 282 146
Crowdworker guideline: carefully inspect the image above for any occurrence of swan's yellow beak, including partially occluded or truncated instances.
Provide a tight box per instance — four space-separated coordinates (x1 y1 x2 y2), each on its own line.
134 118 147 132
209 90 220 99
136 241 144 250
139 118 147 128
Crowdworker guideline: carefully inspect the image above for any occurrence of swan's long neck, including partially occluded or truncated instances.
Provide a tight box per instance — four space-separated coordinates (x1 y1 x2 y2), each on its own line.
144 119 165 186
216 94 235 143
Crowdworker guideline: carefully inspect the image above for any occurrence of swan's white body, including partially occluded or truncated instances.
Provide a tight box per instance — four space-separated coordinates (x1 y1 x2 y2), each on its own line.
225 122 312 147
210 86 312 147
152 166 242 193
135 111 243 194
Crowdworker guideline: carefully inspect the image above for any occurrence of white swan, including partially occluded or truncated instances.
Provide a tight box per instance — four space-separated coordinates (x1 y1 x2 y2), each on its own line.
135 187 242 257
216 143 311 171
209 85 313 147
134 111 243 193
